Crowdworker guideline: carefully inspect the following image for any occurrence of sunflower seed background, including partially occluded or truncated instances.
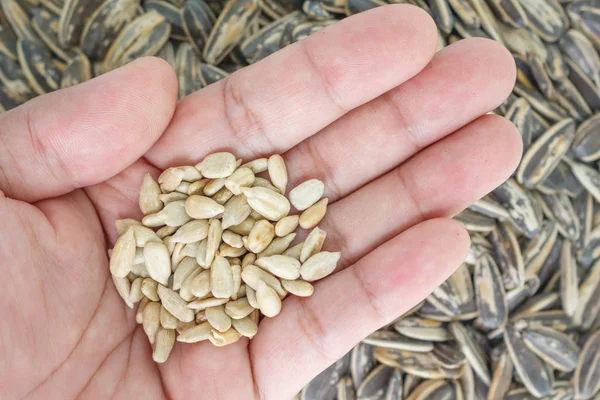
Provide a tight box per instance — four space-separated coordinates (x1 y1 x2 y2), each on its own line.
3 0 600 397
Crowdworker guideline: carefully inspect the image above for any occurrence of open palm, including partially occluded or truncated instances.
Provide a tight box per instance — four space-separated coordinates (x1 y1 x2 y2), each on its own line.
0 5 521 400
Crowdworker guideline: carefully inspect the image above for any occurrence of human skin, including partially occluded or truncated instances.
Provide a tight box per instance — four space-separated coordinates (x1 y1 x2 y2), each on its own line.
0 4 521 400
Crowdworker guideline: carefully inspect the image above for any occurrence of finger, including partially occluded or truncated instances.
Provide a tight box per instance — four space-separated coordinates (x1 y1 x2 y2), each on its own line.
251 218 470 399
145 4 438 167
283 38 517 199
80 327 165 399
0 57 177 202
319 114 521 269
157 338 258 399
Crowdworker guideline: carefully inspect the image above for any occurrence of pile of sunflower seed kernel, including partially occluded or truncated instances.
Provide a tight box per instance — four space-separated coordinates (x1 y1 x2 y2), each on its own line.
108 152 340 363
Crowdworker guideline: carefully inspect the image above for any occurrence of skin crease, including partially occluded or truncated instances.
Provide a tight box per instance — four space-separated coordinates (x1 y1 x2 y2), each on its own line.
0 5 521 400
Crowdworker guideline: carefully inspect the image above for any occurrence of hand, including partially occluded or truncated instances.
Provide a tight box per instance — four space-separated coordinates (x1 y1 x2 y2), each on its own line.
0 5 521 400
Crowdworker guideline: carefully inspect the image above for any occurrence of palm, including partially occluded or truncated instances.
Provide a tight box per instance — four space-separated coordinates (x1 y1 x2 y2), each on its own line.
0 5 521 400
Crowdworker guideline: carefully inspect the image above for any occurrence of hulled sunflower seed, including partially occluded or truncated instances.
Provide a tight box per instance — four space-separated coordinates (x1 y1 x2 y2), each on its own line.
255 255 301 280
281 279 314 297
231 264 242 300
112 275 133 308
252 177 280 192
188 179 210 196
219 242 247 257
176 320 197 335
242 253 257 268
210 255 233 299
222 195 252 229
209 327 242 347
156 225 178 239
300 251 340 281
158 167 185 193
172 257 199 291
241 186 291 221
152 327 175 363
258 232 296 258
187 296 229 311
246 219 275 253
204 218 222 267
275 215 299 237
143 242 171 286
185 195 225 219
232 315 258 338
139 173 163 215
206 305 232 332
227 216 256 236
171 220 209 244
160 305 180 330
222 230 244 248
142 301 161 344
195 152 237 179
267 154 288 194
171 242 186 270
282 241 304 260
177 321 212 343
115 219 142 236
301 226 327 262
136 297 149 325
241 158 268 174
225 297 254 319
132 225 162 247
204 178 226 197
299 198 328 229
109 227 136 278
157 284 194 323
241 264 286 297
153 200 192 227
189 269 211 298
246 285 259 309
141 278 160 302
256 279 282 317
129 277 144 303
225 168 254 196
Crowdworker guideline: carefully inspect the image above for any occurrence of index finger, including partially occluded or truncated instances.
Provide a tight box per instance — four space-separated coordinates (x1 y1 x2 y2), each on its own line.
145 4 438 167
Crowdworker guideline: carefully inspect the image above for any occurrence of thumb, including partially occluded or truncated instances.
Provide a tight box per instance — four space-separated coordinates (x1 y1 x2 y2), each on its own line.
0 56 177 202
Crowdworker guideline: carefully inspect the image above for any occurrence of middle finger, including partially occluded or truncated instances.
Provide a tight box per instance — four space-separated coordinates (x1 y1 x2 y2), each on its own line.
283 37 516 200
319 114 522 271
